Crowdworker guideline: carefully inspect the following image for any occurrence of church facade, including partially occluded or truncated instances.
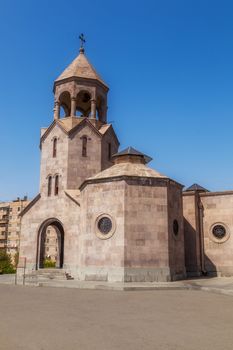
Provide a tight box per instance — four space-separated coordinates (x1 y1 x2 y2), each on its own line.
18 45 233 282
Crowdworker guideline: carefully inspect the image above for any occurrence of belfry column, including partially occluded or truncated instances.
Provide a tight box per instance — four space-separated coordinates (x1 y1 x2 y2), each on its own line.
71 96 76 117
54 101 60 120
91 99 96 119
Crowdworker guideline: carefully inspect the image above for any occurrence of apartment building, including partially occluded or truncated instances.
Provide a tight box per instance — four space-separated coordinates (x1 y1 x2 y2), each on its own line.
44 225 59 263
0 197 30 259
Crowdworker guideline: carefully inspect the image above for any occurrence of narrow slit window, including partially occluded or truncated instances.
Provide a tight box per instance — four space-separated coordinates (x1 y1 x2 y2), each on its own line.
53 138 57 158
48 176 52 197
82 136 87 157
54 175 59 196
108 143 112 161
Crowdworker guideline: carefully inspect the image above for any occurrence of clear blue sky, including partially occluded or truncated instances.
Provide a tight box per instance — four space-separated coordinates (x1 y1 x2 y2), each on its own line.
1 0 233 201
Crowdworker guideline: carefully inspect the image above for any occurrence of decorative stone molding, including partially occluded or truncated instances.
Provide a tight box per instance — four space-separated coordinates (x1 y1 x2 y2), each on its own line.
209 222 230 244
94 213 116 240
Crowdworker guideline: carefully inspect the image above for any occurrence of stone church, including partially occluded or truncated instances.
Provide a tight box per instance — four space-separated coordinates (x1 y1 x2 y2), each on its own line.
18 44 233 282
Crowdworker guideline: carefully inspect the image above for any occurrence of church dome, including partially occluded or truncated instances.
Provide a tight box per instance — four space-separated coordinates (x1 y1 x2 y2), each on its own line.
88 161 167 180
86 147 167 181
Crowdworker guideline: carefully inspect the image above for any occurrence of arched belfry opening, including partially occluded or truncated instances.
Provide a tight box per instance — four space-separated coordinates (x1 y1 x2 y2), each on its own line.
37 218 64 269
75 90 91 117
59 91 71 118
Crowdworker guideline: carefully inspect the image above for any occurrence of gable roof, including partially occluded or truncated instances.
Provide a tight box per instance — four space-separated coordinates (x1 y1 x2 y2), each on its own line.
40 117 118 144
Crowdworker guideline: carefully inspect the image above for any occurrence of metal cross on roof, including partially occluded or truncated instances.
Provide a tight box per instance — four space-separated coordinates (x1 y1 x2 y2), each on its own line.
79 33 86 48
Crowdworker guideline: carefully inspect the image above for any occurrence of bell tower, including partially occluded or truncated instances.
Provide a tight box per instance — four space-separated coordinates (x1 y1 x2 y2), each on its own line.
53 39 108 123
40 38 119 195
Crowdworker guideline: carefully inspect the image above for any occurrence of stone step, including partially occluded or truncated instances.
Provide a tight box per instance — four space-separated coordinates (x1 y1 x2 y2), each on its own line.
25 269 74 283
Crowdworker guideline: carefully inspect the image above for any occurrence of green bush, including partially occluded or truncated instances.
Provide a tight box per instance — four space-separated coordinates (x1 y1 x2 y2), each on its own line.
43 259 56 268
0 250 16 274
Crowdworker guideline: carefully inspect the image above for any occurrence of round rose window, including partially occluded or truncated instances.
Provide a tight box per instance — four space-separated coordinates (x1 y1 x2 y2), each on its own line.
97 217 112 235
212 225 226 239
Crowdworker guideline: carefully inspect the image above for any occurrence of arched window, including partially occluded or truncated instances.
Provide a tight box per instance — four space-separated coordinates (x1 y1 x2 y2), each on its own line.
82 136 87 157
54 175 59 196
48 176 52 197
53 138 57 158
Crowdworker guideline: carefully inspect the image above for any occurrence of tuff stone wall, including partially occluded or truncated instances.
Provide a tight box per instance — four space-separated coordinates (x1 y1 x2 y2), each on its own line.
67 124 102 189
183 192 202 276
79 176 185 283
200 192 233 276
167 182 186 280
18 193 80 276
40 124 68 196
79 180 125 282
124 181 170 282
101 129 119 170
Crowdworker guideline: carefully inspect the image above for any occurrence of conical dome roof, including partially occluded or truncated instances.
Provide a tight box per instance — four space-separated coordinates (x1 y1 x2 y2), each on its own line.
185 183 209 192
87 162 167 180
55 49 108 87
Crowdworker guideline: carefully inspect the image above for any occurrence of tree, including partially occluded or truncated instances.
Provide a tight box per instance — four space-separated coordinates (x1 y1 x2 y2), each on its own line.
0 249 15 274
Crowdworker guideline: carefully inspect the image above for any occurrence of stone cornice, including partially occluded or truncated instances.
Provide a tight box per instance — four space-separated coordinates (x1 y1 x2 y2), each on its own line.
79 175 183 191
53 76 109 93
200 190 233 197
183 190 233 197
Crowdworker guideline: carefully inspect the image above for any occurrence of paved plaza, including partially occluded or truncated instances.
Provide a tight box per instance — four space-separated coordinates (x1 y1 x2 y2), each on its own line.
0 284 233 350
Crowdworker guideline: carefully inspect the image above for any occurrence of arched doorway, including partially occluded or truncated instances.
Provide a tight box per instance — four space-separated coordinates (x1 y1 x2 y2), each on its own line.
36 218 64 269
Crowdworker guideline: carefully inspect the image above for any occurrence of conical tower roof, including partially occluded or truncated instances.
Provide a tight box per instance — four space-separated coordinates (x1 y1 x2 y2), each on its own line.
55 48 108 88
185 183 209 192
112 147 152 164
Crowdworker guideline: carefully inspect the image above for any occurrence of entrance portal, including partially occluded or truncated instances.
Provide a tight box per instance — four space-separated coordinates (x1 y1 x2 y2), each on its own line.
37 219 64 269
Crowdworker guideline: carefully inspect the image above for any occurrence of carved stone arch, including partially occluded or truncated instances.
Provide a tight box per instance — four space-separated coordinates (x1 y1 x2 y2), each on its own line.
59 91 71 117
76 86 93 96
51 135 59 141
76 89 92 117
56 83 74 96
36 218 64 269
53 172 61 178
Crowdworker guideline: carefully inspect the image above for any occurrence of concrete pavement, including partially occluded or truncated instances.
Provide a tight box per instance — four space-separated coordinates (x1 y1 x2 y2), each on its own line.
0 284 233 350
2 274 233 296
